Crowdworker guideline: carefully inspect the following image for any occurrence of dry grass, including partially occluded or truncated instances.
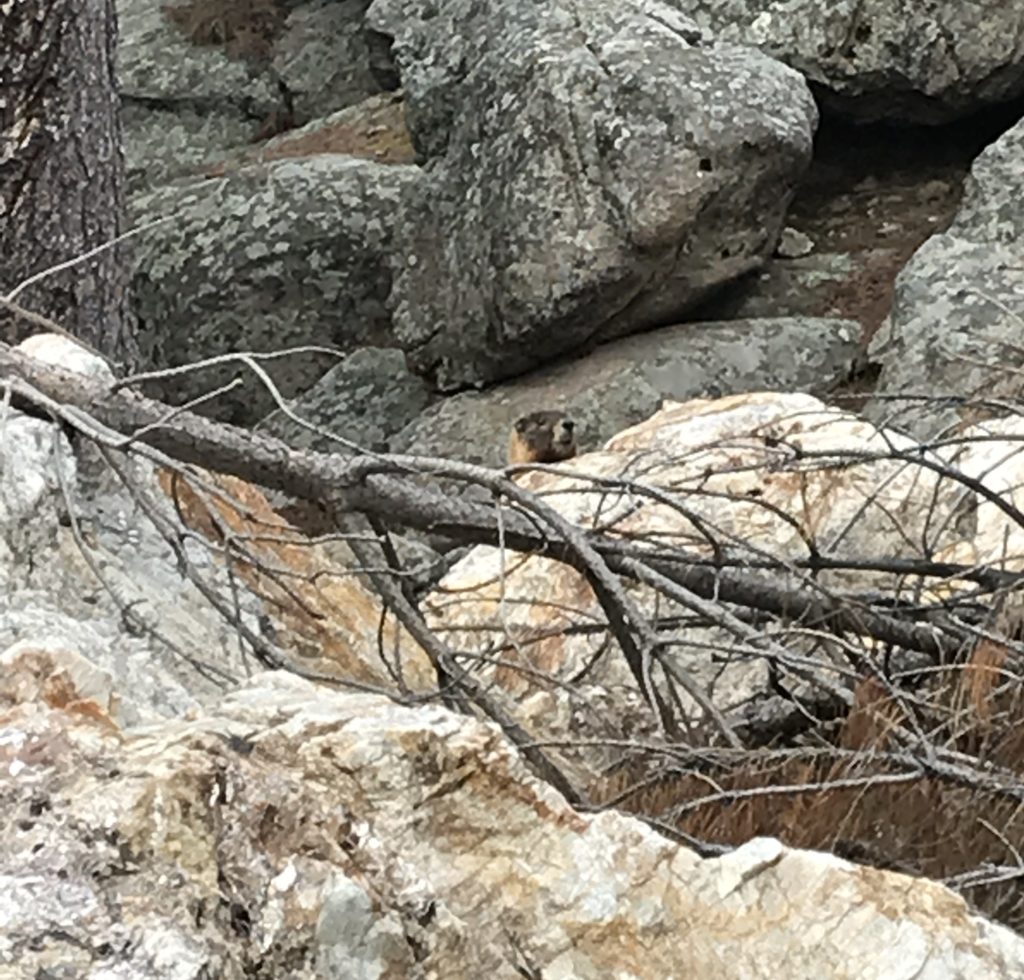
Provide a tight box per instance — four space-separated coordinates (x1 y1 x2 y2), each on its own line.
592 646 1024 930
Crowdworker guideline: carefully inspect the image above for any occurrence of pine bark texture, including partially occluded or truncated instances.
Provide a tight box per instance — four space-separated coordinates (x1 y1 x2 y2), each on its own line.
0 0 137 366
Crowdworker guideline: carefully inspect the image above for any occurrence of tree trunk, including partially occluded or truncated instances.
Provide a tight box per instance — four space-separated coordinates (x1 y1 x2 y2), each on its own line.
0 0 138 368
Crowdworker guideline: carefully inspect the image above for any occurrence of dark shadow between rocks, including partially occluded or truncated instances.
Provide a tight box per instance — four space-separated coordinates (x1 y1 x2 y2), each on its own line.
692 91 1024 382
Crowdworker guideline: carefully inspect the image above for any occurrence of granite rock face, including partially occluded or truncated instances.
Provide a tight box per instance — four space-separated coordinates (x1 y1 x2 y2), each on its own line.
1 335 425 726
131 156 419 422
118 0 384 191
2 667 1023 979
671 0 1024 123
393 316 861 465
8 337 1024 976
867 115 1024 437
370 0 818 390
117 0 284 192
271 0 381 123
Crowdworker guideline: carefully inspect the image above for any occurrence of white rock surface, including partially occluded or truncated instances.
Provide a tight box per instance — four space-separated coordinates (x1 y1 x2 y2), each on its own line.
2 334 428 726
1 668 1022 979
16 332 114 380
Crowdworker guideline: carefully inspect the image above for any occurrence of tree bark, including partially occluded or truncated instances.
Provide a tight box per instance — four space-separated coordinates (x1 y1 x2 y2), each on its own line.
0 0 137 367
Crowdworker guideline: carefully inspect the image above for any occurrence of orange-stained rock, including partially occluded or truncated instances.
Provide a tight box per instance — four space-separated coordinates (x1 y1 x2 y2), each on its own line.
157 467 434 690
0 670 1021 979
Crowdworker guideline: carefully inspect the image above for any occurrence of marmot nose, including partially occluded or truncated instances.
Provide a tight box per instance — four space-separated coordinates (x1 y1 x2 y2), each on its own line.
561 419 575 434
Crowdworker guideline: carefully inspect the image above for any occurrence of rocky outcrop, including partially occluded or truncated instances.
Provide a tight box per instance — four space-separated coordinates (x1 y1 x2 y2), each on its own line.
118 0 285 192
867 115 1024 437
370 0 818 390
1 336 251 722
259 346 434 454
423 391 961 751
393 316 861 465
10 333 1024 973
1 334 427 724
2 666 1023 978
271 0 381 123
117 0 383 191
121 102 260 195
131 156 419 422
671 0 1024 123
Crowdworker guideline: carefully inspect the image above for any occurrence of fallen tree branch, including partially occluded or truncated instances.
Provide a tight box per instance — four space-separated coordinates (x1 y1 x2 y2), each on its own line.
0 344 979 666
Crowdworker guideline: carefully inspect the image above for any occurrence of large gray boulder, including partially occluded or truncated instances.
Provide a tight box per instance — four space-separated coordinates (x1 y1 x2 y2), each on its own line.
866 116 1024 437
131 156 419 422
369 0 818 391
258 346 434 453
669 0 1024 123
121 103 259 194
118 0 283 111
117 0 383 192
394 316 861 465
272 0 382 123
117 0 287 191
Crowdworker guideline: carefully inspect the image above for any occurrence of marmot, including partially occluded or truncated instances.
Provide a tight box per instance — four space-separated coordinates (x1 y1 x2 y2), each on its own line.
508 410 578 464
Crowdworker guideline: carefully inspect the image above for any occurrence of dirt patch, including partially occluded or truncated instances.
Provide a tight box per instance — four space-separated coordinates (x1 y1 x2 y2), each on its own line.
255 98 416 166
201 94 417 179
163 0 285 63
822 247 922 345
689 102 1024 412
785 118 970 344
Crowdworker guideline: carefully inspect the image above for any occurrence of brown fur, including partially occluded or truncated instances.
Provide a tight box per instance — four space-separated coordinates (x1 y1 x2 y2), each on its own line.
508 410 578 465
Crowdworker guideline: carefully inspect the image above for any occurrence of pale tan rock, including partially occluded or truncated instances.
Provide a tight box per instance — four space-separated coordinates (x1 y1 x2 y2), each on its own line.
6 332 433 716
934 415 1024 572
0 670 1021 978
157 467 434 690
424 392 959 743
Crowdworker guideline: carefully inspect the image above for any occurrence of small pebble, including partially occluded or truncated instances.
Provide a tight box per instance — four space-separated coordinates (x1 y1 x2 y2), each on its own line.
774 227 814 259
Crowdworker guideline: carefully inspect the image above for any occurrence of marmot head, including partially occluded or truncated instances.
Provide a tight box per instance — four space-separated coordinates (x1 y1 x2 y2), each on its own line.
508 410 578 464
